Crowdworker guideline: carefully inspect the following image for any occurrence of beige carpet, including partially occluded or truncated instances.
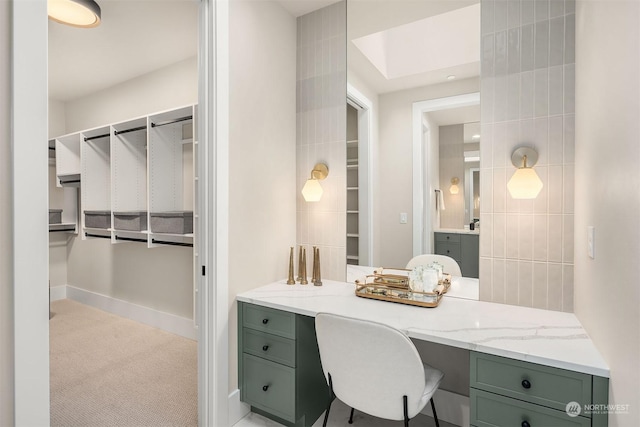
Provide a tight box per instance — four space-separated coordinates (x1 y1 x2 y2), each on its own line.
50 299 197 427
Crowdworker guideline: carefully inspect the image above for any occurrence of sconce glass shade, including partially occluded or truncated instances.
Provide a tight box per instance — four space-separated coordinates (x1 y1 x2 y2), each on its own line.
449 177 460 195
302 179 323 202
48 0 101 28
508 167 543 199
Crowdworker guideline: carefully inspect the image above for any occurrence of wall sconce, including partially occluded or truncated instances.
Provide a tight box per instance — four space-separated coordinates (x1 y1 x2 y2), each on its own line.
507 146 543 199
302 163 329 202
48 0 102 28
449 177 460 195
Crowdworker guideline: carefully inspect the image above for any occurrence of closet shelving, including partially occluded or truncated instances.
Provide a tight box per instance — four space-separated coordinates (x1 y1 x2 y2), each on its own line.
49 136 80 234
53 105 197 248
346 104 359 265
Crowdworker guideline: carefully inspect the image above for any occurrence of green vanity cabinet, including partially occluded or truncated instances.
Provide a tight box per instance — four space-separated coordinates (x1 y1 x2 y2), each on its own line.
470 352 609 427
238 302 329 427
434 232 479 278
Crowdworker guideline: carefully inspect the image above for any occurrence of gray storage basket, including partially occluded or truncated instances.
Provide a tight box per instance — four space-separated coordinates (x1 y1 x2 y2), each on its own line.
150 211 193 234
49 209 62 224
114 211 148 231
85 210 111 229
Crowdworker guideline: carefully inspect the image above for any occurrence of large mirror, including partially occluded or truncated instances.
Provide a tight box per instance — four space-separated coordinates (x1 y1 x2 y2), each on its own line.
346 0 481 278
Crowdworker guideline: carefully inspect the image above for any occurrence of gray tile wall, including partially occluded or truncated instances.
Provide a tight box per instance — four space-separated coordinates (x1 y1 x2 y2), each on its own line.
479 0 575 312
296 1 347 281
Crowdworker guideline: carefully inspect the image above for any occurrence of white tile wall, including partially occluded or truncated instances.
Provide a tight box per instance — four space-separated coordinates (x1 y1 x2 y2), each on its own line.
480 0 575 312
296 1 347 282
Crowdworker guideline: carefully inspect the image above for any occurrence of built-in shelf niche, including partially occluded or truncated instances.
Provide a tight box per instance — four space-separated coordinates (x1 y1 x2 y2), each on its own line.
346 104 359 265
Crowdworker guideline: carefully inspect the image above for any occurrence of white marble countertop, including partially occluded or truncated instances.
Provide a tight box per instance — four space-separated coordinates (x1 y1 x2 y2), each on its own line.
237 280 609 378
435 227 480 235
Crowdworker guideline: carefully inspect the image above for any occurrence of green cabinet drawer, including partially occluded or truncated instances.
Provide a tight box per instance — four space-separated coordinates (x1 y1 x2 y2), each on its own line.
243 353 296 422
243 303 296 339
435 232 461 243
471 352 592 413
471 388 591 427
435 242 461 261
243 328 296 368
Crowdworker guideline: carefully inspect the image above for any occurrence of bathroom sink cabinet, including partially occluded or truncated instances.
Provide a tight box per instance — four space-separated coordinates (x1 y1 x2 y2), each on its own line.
434 232 479 278
238 302 329 427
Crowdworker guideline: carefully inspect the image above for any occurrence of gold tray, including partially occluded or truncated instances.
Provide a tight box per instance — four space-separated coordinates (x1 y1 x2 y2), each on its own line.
354 271 451 308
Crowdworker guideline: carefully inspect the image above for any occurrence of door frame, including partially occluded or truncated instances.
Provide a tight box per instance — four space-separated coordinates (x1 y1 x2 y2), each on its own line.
11 0 228 425
412 92 480 257
347 83 373 266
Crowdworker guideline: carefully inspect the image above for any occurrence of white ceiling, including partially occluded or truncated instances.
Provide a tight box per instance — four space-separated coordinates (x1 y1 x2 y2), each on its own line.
347 0 480 95
48 0 198 102
49 0 480 107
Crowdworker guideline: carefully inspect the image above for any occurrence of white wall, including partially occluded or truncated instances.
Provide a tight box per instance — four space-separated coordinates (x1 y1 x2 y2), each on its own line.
0 1 13 423
60 57 198 319
574 0 640 424
227 0 297 392
65 56 197 133
377 77 480 267
439 124 466 229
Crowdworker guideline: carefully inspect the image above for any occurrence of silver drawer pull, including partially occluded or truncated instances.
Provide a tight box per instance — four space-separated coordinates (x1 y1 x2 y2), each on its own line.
262 385 269 392
521 379 531 389
262 345 269 352
262 318 269 324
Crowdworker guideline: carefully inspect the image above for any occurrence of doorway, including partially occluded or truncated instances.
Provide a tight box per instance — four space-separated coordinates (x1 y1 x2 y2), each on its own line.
11 1 228 425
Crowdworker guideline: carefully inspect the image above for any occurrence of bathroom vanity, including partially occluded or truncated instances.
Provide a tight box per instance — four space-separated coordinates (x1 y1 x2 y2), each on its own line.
237 280 609 427
434 229 480 278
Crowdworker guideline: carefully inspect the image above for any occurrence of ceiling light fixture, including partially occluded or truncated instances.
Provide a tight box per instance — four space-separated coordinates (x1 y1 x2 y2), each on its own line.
472 134 480 139
447 75 456 81
507 147 543 199
48 0 102 28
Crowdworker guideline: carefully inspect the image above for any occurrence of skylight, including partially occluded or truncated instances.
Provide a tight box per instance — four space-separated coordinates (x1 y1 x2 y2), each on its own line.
351 4 480 80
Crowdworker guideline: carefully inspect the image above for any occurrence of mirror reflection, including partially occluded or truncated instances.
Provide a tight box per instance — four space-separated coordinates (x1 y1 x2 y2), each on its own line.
346 0 481 282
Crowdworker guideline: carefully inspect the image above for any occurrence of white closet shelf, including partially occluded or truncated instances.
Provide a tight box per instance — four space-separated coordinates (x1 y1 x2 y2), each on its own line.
346 255 359 260
49 223 76 233
346 233 359 238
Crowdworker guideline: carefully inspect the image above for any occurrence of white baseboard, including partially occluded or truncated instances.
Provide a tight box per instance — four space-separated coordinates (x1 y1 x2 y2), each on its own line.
420 389 469 427
65 285 197 340
229 389 250 426
49 285 67 301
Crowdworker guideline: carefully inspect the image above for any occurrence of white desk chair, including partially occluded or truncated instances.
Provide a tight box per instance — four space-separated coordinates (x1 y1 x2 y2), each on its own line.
406 254 462 277
315 313 444 427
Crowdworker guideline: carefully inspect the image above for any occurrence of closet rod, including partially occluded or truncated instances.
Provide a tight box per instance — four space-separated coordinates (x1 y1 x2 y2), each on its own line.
59 179 80 185
84 133 110 142
151 239 193 247
114 125 147 136
48 147 55 151
49 228 75 233
85 233 111 239
115 235 147 243
151 115 192 128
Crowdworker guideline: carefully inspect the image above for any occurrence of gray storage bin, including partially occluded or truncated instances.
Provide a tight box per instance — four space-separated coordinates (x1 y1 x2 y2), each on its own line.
114 211 148 231
85 210 111 229
150 211 193 234
49 209 62 224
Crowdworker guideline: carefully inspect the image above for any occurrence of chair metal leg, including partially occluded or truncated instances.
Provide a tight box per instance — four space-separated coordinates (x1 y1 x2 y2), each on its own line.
348 407 355 424
323 373 335 427
430 398 440 427
403 395 409 427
